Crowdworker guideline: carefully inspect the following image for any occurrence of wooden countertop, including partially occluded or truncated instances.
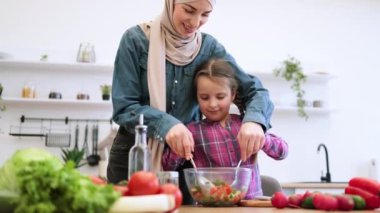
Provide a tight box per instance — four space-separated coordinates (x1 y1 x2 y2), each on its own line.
180 206 379 213
281 182 348 189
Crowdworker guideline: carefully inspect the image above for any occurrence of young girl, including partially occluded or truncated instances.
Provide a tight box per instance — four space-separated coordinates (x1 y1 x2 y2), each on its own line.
162 58 289 199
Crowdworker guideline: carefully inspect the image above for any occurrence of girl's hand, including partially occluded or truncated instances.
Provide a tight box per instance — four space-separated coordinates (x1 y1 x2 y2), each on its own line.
165 123 194 160
237 122 265 162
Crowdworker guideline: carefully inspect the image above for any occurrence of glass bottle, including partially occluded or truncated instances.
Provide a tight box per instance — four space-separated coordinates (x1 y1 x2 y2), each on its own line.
128 114 151 179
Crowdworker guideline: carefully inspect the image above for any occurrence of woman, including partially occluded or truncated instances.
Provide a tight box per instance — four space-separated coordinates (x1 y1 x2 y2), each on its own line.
108 0 274 203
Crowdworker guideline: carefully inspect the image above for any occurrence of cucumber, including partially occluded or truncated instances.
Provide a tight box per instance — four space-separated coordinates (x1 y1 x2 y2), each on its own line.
0 190 19 213
301 196 315 209
350 195 366 210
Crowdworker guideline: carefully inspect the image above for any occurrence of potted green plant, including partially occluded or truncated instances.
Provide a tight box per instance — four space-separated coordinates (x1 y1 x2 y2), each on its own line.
100 84 111 100
273 56 308 120
61 147 86 168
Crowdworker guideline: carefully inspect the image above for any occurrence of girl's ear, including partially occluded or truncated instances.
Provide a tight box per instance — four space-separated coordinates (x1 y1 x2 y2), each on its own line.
231 90 237 101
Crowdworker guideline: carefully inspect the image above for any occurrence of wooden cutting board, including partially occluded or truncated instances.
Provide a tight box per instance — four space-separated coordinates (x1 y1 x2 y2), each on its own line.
239 199 273 207
108 194 175 213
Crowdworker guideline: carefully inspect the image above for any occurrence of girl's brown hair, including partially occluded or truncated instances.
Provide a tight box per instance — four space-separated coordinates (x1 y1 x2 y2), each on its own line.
194 58 248 117
193 58 238 94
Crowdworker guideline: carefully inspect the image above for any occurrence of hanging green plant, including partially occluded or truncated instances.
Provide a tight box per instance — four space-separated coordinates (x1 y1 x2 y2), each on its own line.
273 56 308 120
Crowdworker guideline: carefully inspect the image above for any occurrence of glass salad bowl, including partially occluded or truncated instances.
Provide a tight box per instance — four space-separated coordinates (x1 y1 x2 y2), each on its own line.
184 167 252 207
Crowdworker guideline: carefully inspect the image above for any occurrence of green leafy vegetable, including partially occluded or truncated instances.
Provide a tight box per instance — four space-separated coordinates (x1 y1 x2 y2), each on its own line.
0 148 120 213
0 148 62 192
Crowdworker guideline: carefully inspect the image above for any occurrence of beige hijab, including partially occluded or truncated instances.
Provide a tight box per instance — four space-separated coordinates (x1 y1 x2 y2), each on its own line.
140 0 215 172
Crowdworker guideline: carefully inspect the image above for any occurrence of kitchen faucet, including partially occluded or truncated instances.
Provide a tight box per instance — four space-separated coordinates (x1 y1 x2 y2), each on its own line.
317 143 331 183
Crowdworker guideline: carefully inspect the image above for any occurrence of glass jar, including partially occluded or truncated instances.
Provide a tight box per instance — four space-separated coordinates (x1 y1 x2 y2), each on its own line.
156 171 179 186
22 82 36 98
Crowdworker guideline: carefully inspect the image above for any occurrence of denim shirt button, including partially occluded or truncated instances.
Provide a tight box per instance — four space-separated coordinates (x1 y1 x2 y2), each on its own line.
172 101 175 105
174 80 178 84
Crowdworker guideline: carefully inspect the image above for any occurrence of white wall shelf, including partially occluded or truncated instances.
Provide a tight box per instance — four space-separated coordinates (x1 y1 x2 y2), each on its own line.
0 97 112 108
229 104 335 115
0 60 335 114
274 106 336 114
0 60 335 81
0 59 113 73
1 97 334 114
251 71 336 83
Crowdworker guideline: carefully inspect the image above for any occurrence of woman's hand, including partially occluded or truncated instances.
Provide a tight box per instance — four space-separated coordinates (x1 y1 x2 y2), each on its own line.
165 123 194 160
237 122 265 162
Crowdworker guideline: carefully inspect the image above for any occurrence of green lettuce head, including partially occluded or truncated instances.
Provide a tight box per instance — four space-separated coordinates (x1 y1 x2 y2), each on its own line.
0 148 63 192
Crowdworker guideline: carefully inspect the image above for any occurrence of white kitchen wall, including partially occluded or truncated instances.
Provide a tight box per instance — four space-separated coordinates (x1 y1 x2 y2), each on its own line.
1 0 379 182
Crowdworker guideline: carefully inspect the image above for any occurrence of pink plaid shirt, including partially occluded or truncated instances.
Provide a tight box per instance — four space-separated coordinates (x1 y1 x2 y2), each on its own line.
162 114 288 199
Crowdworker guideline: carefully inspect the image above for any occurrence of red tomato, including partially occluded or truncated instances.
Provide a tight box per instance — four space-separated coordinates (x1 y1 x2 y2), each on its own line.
114 185 129 196
128 171 160 195
288 194 303 208
271 192 288 209
89 175 107 185
159 183 183 210
313 193 338 211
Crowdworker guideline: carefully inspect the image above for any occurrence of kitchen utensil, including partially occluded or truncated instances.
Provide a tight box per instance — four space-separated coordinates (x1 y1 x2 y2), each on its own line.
82 123 89 156
74 124 79 149
189 157 215 196
87 123 100 166
231 160 242 188
183 167 252 207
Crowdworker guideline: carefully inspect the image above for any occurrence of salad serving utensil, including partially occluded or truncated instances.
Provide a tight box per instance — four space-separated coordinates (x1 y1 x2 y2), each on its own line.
189 157 215 195
231 160 242 188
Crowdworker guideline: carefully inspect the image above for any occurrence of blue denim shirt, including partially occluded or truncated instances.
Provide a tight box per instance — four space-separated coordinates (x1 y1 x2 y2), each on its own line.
112 25 273 142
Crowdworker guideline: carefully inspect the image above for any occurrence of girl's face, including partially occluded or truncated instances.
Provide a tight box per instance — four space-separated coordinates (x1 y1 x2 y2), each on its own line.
173 1 212 38
196 76 236 126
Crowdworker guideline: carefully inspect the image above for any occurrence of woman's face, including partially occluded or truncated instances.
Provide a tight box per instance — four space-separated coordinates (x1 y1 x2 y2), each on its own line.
173 1 213 38
196 76 235 125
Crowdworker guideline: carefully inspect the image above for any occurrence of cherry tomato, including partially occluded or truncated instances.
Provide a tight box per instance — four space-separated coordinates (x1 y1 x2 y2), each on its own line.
88 175 107 185
128 171 160 195
159 183 183 210
114 185 129 196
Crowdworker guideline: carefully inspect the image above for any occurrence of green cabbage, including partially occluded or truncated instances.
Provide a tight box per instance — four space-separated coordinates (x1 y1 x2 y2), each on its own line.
0 148 63 192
